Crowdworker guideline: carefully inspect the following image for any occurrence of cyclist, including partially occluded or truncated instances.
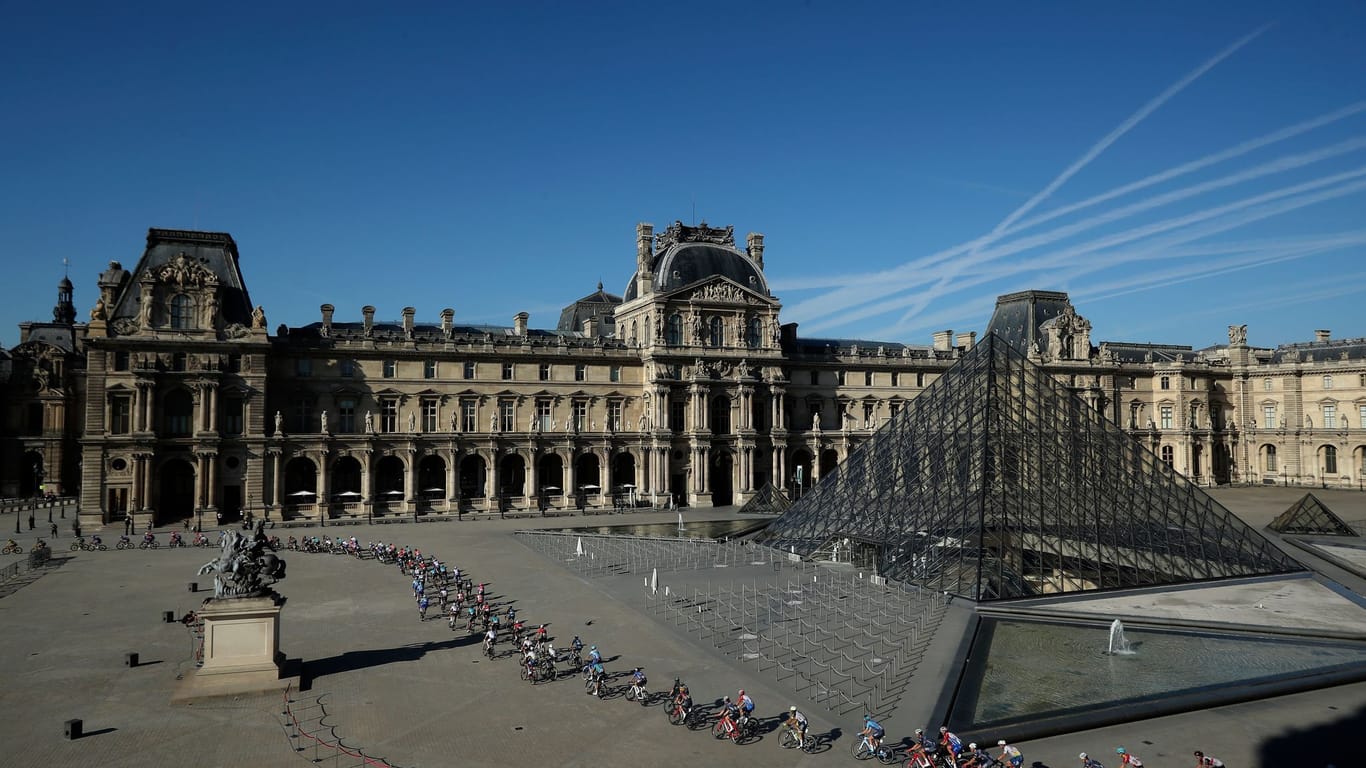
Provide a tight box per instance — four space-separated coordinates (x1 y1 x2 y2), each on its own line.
1080 753 1106 768
586 660 606 695
1192 751 1225 768
483 626 497 655
417 596 429 621
719 696 741 737
142 530 156 545
523 645 538 681
786 705 809 749
736 688 755 728
587 644 601 666
861 714 886 753
998 740 1024 768
630 667 647 702
4 538 17 552
506 606 517 623
910 728 939 762
91 535 102 547
535 623 548 643
118 534 131 547
961 743 994 768
169 530 183 546
940 726 964 764
1115 747 1143 767
673 683 693 720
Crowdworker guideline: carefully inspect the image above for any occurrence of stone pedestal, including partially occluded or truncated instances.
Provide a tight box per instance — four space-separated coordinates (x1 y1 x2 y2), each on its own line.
173 592 294 701
199 594 282 676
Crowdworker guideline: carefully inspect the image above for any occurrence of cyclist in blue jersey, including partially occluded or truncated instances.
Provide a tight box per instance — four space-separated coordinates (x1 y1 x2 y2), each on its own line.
861 715 885 751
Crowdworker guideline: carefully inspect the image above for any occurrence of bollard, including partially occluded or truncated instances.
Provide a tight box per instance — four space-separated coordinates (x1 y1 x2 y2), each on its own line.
64 719 82 740
188 582 197 593
163 611 175 623
124 652 138 668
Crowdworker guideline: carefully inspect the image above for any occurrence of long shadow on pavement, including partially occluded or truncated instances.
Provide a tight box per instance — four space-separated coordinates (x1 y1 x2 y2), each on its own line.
301 634 480 689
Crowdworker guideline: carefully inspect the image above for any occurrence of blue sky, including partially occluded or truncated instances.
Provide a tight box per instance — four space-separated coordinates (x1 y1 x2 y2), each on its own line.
3 1 1364 350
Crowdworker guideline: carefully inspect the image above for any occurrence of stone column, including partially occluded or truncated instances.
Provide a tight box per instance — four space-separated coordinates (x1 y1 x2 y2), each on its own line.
528 453 539 504
193 453 205 509
405 449 418 509
131 454 144 510
206 453 218 509
317 452 330 521
485 453 497 511
446 450 459 505
143 456 153 511
209 386 219 433
272 451 283 509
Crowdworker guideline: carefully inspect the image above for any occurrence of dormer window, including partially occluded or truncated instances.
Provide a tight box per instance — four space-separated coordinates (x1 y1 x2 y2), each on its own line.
170 294 194 330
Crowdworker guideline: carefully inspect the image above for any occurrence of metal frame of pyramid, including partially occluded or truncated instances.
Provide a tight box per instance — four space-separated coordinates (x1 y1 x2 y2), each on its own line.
737 481 791 516
760 334 1303 601
1268 493 1358 536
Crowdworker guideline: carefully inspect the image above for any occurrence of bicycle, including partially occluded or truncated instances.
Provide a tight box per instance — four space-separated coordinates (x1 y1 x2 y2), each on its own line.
625 679 648 706
483 640 496 659
852 733 898 764
139 538 159 550
584 670 606 698
780 723 818 753
712 711 757 743
2 542 22 555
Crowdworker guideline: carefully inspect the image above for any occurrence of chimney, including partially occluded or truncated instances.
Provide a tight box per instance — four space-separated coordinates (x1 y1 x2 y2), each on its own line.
636 222 654 295
514 311 529 336
955 331 976 350
440 308 454 337
320 304 334 335
401 307 416 338
362 305 375 336
583 315 597 336
747 232 765 270
932 330 953 351
1315 329 1331 343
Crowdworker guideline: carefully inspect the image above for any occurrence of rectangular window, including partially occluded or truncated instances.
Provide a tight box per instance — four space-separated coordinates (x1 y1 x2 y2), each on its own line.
1160 376 1170 390
380 399 398 433
836 370 845 386
1323 375 1334 389
113 351 130 371
1264 378 1273 391
575 364 587 382
1160 405 1173 429
227 354 242 373
502 363 514 381
499 400 515 432
340 359 355 378
462 399 477 432
1324 403 1336 428
110 397 131 434
608 401 622 431
863 402 874 425
383 360 396 378
1359 404 1366 427
338 398 356 433
293 397 311 433
891 371 899 387
669 399 685 432
539 363 551 381
536 398 553 432
810 370 819 386
424 360 437 379
915 372 925 387
610 365 621 383
572 400 587 432
223 398 244 436
889 401 901 418
864 371 873 387
1263 404 1276 428
296 357 311 377
173 352 187 372
421 399 437 432
463 361 476 379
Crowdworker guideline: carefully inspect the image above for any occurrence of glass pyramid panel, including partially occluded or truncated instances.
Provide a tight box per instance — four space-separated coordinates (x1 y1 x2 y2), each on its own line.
759 334 1303 601
737 481 791 516
1267 493 1357 536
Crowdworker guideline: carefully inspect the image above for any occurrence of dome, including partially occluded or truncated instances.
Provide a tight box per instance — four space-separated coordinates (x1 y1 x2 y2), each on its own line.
623 242 767 301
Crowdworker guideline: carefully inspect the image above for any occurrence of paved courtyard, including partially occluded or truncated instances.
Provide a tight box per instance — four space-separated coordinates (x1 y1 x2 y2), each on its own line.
0 493 1363 768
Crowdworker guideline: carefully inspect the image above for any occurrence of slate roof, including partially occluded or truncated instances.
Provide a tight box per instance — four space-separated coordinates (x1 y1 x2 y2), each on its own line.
623 242 769 301
557 282 622 334
109 229 254 326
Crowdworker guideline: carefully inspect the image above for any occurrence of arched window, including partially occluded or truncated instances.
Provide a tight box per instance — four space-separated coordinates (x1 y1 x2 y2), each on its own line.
1160 445 1174 466
630 321 638 345
1323 445 1338 474
708 316 723 347
1264 444 1277 472
666 314 683 345
170 294 194 330
1159 376 1170 390
747 316 761 348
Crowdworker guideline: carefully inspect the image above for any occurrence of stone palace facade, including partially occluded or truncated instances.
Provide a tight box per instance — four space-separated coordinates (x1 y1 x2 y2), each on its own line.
2 223 1364 527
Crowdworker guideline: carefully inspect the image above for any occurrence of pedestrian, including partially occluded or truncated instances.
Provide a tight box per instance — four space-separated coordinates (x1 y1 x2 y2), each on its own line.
183 518 190 532
29 511 36 530
50 522 58 539
125 516 132 536
72 520 81 538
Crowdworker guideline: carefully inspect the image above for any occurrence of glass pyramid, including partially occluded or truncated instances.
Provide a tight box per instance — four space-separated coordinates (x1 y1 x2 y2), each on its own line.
1268 493 1357 536
759 334 1303 601
738 481 792 516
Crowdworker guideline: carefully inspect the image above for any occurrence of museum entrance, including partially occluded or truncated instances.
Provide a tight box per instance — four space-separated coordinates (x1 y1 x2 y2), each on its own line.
711 450 734 507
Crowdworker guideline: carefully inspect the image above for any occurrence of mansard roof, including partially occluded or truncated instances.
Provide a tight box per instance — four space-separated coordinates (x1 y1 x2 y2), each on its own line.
557 281 621 334
109 228 253 326
278 321 627 350
1273 336 1366 363
623 222 769 301
1099 342 1196 364
983 289 1072 354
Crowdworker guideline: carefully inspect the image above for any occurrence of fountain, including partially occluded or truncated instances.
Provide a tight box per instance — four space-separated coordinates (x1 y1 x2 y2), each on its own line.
1107 619 1135 655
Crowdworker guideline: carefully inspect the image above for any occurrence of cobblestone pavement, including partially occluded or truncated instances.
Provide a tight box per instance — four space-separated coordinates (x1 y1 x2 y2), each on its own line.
0 506 1361 767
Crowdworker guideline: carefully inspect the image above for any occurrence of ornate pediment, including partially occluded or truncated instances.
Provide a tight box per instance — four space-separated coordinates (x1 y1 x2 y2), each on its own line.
156 251 219 288
675 277 770 306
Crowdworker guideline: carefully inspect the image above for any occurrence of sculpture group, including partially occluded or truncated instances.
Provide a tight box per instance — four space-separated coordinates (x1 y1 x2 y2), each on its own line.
198 521 287 599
